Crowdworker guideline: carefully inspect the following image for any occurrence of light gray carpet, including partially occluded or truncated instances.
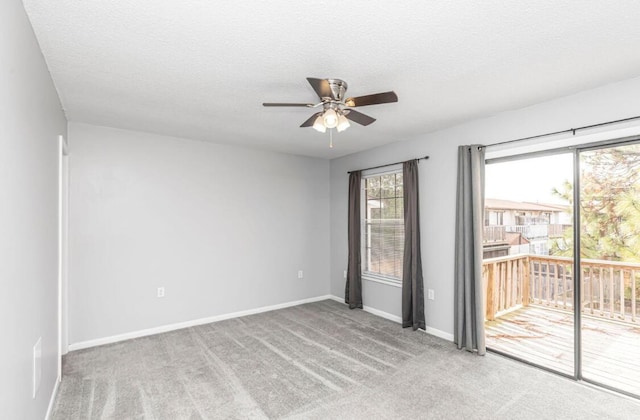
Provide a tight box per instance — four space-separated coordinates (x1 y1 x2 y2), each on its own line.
52 300 640 419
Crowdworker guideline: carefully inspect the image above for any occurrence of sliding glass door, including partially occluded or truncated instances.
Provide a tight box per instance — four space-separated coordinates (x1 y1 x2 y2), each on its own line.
484 140 640 398
579 143 640 396
483 152 575 376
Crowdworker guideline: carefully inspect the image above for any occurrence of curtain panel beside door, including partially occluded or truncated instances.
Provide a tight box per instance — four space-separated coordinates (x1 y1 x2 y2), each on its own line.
454 145 486 355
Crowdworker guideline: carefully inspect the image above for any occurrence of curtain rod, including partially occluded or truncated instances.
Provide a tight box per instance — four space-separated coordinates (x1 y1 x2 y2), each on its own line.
347 155 429 174
485 115 640 148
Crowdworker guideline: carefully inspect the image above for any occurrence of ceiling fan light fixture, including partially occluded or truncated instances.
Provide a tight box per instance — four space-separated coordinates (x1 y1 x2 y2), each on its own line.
336 113 350 132
323 108 338 128
312 115 327 133
263 77 398 143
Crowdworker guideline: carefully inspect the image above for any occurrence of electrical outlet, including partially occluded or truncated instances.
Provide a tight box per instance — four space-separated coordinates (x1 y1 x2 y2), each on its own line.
428 289 435 300
157 287 165 298
343 270 347 279
298 270 304 279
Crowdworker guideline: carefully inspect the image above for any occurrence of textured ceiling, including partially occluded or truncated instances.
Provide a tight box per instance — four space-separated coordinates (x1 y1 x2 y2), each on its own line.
23 0 640 158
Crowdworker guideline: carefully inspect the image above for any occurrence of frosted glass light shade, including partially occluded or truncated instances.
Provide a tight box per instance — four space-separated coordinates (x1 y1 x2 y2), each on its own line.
336 114 350 132
312 115 326 133
323 108 338 128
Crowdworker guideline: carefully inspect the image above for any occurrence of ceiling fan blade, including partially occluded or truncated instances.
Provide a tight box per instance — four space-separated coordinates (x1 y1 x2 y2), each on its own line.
300 112 322 127
344 109 376 126
345 91 398 107
263 102 313 107
306 78 334 99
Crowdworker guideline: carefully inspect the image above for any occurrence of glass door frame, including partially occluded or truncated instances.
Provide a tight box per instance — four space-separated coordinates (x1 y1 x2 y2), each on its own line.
485 135 640 399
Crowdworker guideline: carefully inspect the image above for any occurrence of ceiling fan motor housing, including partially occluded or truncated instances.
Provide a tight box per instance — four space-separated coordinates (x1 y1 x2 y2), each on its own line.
326 79 348 102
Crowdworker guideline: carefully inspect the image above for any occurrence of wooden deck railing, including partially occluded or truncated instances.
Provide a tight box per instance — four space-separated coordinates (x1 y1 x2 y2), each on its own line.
483 254 530 321
482 254 640 323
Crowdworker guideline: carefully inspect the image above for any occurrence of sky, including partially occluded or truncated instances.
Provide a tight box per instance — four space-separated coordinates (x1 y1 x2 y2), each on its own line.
485 153 573 204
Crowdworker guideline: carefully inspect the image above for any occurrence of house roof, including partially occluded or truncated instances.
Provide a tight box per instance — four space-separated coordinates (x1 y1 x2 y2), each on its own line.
485 198 568 212
21 1 640 159
505 232 530 246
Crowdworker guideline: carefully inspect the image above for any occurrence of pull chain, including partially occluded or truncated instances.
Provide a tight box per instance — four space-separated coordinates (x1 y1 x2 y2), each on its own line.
329 128 333 148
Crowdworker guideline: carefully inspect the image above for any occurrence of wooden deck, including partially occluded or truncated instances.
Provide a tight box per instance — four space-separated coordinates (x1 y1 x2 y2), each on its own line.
485 305 640 396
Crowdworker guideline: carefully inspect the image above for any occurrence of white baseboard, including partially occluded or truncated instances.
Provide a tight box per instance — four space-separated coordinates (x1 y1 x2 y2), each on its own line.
69 294 454 351
329 294 403 323
424 327 454 342
68 295 332 351
328 295 343 304
45 375 60 420
328 294 454 342
363 304 403 324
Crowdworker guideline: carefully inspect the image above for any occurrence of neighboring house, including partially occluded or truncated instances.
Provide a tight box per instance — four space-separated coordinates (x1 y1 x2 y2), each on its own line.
483 198 571 257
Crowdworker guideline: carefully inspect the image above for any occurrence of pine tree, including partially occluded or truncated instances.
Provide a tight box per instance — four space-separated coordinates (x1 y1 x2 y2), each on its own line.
550 145 640 262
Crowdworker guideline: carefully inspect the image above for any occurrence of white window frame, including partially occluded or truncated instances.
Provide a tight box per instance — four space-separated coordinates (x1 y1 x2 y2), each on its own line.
361 166 404 288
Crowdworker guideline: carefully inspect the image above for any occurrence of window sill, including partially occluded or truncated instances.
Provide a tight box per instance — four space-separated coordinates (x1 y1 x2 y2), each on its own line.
362 275 402 288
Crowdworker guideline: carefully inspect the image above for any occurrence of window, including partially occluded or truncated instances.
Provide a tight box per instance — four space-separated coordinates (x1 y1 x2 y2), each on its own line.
362 171 404 283
486 211 504 225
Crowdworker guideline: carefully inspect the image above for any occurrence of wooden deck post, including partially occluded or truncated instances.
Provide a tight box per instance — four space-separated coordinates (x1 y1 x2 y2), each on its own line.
579 264 584 314
544 262 550 306
562 263 568 310
498 263 505 313
588 266 594 314
599 269 605 317
506 260 513 310
609 267 615 319
523 257 530 307
632 270 637 322
620 269 625 320
486 263 496 321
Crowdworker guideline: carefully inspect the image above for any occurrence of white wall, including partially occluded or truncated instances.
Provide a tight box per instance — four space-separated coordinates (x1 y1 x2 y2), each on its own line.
330 76 640 337
67 122 330 345
0 1 67 418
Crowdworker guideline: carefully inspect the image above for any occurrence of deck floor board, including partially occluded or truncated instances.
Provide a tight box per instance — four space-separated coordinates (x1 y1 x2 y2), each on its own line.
486 305 640 395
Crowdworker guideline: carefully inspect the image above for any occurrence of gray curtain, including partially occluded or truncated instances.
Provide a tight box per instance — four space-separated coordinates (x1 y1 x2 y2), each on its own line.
454 145 486 355
402 160 426 330
346 171 363 309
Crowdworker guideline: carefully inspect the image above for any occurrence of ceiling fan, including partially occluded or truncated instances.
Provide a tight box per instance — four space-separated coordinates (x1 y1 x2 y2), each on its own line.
263 78 398 133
